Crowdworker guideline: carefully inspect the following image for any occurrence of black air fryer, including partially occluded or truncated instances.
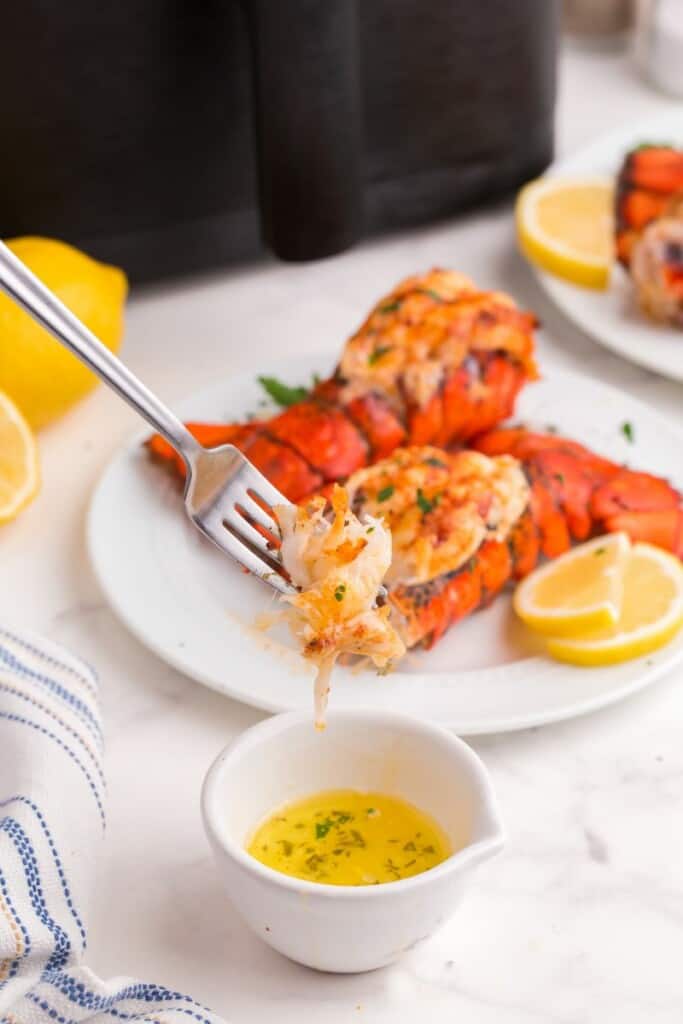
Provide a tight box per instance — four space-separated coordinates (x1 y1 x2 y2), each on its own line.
0 1 559 281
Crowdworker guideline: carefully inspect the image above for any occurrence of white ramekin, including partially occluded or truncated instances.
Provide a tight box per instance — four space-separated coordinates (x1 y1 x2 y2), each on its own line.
201 709 504 973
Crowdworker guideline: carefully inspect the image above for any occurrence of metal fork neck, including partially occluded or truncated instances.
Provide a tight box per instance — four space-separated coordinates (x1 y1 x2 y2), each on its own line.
0 240 202 468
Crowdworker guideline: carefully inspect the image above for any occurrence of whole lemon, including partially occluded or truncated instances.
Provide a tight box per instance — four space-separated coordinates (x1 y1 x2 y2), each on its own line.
0 237 128 429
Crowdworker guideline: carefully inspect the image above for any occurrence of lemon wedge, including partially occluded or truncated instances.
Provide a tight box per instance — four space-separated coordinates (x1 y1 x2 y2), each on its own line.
513 533 630 636
548 543 683 666
516 177 614 289
0 389 40 523
0 237 127 429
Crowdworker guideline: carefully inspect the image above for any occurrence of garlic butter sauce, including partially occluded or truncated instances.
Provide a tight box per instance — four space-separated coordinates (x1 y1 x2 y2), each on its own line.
247 789 451 885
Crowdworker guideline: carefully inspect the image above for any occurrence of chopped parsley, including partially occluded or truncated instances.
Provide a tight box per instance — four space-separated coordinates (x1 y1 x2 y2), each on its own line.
594 546 606 556
378 299 401 314
258 375 310 407
368 345 393 366
249 797 447 883
420 288 442 302
424 456 447 468
334 584 347 602
553 472 565 485
621 421 635 443
417 488 440 515
377 484 395 502
315 812 351 839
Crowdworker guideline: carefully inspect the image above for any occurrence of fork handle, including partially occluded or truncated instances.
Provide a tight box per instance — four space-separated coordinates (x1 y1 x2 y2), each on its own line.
0 241 201 467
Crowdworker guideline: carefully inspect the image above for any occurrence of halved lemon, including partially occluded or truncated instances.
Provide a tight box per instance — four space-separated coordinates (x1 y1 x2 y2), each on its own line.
548 543 683 666
0 390 40 523
516 177 614 289
513 533 630 637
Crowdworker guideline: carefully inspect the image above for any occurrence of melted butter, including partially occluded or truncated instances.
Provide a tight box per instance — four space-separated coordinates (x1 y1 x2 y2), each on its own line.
246 789 451 885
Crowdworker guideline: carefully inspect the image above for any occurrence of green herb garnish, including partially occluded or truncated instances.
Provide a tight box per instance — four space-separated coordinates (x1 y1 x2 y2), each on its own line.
334 584 347 602
378 299 401 314
424 456 447 468
368 345 392 366
316 819 334 839
553 472 565 485
417 488 440 515
420 288 442 302
594 546 606 556
621 421 635 443
377 485 394 502
258 376 310 407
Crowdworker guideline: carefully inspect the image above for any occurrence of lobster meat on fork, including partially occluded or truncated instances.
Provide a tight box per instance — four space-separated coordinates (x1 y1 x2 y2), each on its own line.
147 269 538 501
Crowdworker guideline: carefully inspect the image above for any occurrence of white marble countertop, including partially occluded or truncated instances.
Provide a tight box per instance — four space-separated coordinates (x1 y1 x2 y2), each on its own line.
3 42 683 1024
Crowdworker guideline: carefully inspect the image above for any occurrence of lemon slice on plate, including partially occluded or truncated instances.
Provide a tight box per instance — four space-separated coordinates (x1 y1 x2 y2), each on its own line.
513 533 630 637
0 390 40 523
548 543 683 666
516 177 614 290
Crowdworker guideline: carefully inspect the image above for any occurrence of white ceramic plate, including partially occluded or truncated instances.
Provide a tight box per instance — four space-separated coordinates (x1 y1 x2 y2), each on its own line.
88 359 683 734
537 110 683 381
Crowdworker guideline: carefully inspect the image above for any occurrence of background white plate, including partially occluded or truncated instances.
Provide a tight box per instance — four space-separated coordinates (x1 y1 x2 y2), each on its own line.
88 359 683 734
537 110 683 381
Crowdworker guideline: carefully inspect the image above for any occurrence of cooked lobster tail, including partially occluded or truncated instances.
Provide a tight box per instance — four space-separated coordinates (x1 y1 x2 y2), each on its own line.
616 145 683 267
386 429 683 650
474 425 683 557
147 269 538 501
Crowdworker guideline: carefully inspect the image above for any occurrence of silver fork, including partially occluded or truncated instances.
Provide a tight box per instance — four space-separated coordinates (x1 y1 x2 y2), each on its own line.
0 240 296 595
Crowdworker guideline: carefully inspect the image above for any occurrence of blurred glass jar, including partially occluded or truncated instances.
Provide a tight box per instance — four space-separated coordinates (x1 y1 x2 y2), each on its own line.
634 0 683 96
563 0 634 44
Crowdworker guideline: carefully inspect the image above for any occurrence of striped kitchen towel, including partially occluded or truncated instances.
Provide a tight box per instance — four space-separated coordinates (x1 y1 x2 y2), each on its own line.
0 627 225 1024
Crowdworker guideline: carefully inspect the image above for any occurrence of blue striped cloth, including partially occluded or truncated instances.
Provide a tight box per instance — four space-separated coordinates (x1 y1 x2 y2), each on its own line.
0 627 224 1024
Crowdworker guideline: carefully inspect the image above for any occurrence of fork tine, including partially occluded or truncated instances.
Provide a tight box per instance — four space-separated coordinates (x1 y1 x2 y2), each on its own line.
195 513 294 595
184 442 297 596
242 465 291 512
222 516 290 580
236 505 280 551
234 487 281 539
223 502 277 556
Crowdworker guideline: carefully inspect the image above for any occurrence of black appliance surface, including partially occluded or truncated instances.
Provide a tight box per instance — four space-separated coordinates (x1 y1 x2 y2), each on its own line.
0 1 558 280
